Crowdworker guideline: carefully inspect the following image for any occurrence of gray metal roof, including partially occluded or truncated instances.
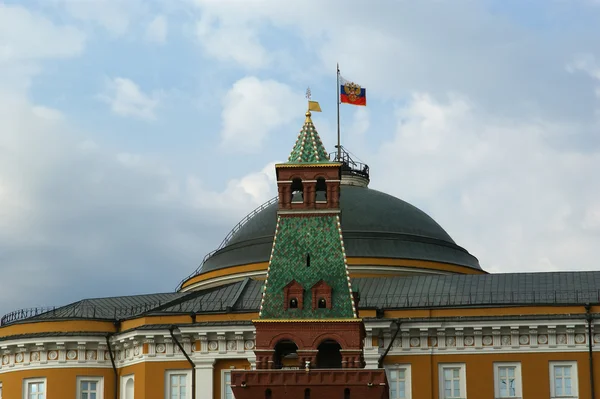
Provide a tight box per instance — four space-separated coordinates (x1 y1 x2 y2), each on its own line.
8 293 186 324
5 272 600 329
354 272 600 308
199 185 480 274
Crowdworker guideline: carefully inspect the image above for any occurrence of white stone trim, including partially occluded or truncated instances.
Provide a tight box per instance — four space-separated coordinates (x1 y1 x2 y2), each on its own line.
386 364 412 399
493 362 522 399
0 318 596 375
22 377 46 399
221 369 238 399
165 369 192 399
549 361 578 399
120 374 134 399
76 375 104 399
439 363 466 399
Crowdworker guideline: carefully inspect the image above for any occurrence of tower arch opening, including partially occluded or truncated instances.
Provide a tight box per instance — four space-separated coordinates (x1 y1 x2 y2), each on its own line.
274 340 299 369
315 177 327 202
291 178 304 203
316 339 342 369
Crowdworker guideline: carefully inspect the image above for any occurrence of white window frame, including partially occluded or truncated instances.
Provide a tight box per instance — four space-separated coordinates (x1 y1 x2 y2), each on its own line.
120 375 134 399
439 363 467 399
387 364 412 399
222 370 235 399
165 370 192 399
76 376 104 399
493 362 522 399
23 378 47 399
550 361 578 399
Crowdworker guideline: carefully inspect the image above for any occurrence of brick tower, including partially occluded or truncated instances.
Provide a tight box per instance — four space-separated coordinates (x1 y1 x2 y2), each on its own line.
231 106 389 398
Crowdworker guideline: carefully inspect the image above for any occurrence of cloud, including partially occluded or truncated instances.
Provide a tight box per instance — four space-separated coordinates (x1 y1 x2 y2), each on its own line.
99 77 161 121
567 54 600 105
367 92 600 273
220 76 305 151
187 162 278 212
0 90 280 316
188 1 599 125
146 15 168 44
0 3 85 63
194 6 272 69
567 54 600 80
57 0 144 36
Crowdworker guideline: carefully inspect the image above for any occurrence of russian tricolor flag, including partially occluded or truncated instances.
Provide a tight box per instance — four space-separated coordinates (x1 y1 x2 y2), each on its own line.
340 77 366 106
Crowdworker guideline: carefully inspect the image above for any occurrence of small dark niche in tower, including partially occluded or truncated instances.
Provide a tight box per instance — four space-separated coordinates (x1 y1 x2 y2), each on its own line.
306 253 311 267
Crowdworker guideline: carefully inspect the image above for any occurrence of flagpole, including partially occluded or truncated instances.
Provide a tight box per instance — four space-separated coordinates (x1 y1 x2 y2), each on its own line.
336 63 341 161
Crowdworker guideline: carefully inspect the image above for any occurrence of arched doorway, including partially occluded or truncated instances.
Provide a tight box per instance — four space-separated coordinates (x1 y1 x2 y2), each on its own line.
316 340 342 368
274 340 299 369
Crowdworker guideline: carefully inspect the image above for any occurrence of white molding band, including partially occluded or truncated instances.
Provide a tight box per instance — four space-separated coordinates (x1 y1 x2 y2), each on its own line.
0 319 597 374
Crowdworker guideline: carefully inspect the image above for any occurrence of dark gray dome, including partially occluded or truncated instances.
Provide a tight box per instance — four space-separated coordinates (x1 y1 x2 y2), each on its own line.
201 185 481 272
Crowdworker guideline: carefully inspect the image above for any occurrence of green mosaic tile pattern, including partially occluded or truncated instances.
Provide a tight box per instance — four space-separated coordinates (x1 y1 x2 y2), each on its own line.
287 117 331 163
260 215 355 319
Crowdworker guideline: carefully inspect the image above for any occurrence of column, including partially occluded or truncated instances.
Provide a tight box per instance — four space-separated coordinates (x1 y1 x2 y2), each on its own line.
492 328 501 349
196 359 215 399
77 343 86 363
529 327 538 349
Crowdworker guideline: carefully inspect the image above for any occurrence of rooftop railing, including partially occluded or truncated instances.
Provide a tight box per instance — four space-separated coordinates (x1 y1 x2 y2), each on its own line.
0 298 262 326
175 196 278 290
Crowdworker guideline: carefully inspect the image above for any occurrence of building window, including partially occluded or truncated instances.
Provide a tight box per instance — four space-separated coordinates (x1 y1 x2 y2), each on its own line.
166 370 191 399
120 375 134 399
222 370 235 399
550 361 578 399
388 365 412 399
439 364 466 399
76 376 103 399
494 363 522 398
23 378 46 399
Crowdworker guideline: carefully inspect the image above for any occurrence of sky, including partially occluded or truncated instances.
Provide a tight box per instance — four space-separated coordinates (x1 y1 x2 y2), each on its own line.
1 0 600 317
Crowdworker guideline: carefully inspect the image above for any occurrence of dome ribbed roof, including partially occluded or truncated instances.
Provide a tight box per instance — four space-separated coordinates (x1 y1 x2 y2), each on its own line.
200 185 481 273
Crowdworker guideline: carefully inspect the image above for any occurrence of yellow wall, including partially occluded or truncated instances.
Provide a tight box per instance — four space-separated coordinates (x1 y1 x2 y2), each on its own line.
0 351 597 398
0 320 115 338
385 351 600 399
0 367 115 399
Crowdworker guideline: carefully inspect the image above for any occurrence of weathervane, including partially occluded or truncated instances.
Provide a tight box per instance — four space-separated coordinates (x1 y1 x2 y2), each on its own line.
305 86 321 121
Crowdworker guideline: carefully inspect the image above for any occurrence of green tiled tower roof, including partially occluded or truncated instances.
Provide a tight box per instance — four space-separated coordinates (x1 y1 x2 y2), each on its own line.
287 112 331 163
259 215 357 319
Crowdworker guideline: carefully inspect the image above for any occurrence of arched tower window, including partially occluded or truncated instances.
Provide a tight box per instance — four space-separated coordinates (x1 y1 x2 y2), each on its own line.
315 177 327 202
265 388 272 399
304 388 311 399
274 340 299 369
291 178 304 203
318 298 327 308
283 280 304 310
316 340 342 369
344 388 351 399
